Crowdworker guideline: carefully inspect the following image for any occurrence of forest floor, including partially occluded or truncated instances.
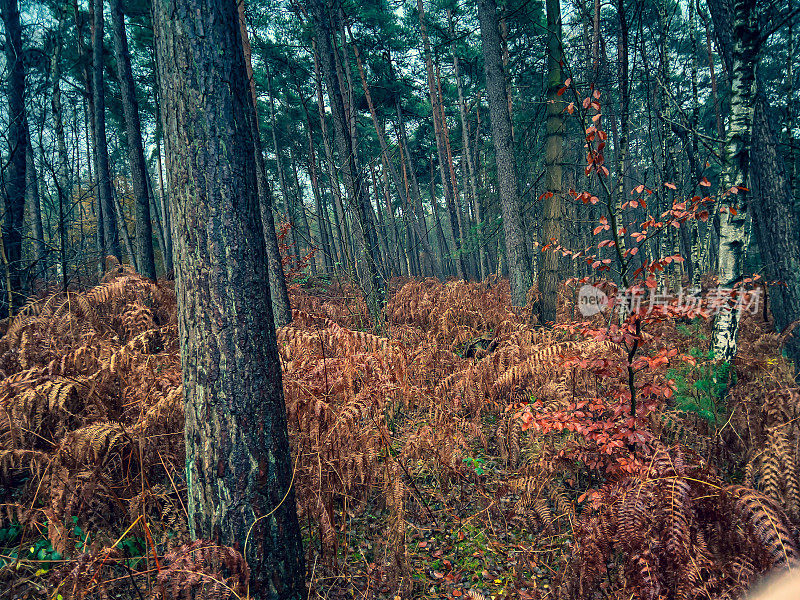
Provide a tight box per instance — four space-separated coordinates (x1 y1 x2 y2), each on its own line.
0 269 798 599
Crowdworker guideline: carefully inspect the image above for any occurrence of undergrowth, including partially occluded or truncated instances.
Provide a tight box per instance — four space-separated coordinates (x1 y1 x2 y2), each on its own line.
0 270 797 599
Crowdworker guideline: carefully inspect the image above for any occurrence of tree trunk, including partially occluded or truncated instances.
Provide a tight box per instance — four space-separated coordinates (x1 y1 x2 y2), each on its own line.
436 56 470 278
418 0 466 280
266 69 299 270
152 0 305 594
349 34 444 280
109 0 156 279
707 0 800 369
113 185 137 270
313 40 352 272
309 0 385 329
540 0 564 326
155 132 174 275
92 0 122 264
50 0 70 283
237 1 292 327
26 135 46 286
73 0 103 272
787 6 797 205
395 95 437 277
1 0 27 313
316 151 341 267
477 0 533 307
146 171 168 270
707 0 760 362
430 155 451 274
300 96 334 272
450 12 486 281
371 161 400 276
153 85 174 276
289 146 315 273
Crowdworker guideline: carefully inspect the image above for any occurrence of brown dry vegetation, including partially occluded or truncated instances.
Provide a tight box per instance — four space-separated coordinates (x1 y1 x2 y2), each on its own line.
0 271 798 599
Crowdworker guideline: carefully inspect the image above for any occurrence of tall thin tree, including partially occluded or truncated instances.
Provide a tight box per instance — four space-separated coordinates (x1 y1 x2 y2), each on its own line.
238 0 293 328
477 0 532 307
109 0 156 279
1 0 27 313
309 0 385 329
92 0 122 264
540 0 564 325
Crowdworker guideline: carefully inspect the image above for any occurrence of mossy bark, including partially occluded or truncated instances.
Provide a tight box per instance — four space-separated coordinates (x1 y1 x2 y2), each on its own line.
153 0 305 596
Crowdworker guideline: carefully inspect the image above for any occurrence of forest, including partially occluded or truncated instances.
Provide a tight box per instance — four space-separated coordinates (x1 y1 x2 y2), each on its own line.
1 0 800 597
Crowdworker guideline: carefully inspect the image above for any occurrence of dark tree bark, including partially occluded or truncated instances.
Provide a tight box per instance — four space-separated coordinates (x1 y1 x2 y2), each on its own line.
477 0 533 307
1 0 28 313
372 160 401 276
152 0 305 595
109 0 157 279
146 171 168 269
289 146 316 274
91 0 122 263
237 2 292 327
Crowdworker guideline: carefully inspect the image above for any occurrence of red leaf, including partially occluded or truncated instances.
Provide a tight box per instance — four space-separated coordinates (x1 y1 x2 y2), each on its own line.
564 77 572 87
699 177 711 187
664 182 677 190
